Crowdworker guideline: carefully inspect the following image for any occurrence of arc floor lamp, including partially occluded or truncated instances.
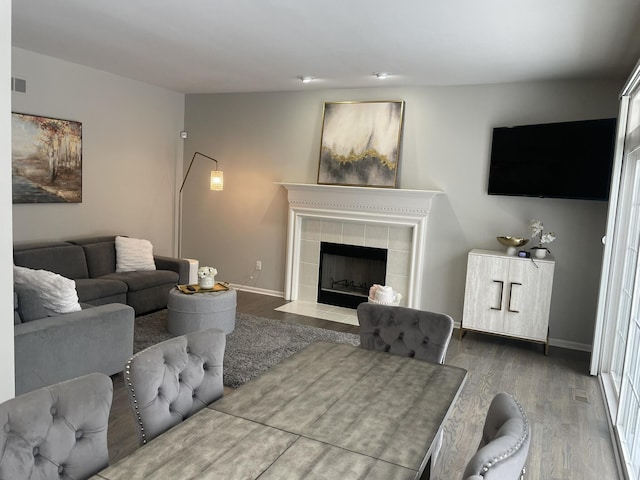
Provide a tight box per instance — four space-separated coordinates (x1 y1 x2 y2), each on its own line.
178 151 223 257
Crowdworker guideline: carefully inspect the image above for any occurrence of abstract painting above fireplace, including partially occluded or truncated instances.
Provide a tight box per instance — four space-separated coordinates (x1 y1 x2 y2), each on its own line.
317 101 405 188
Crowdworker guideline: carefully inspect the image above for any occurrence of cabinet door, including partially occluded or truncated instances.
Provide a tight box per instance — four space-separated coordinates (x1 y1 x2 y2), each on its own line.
505 258 554 341
462 254 510 333
505 259 554 341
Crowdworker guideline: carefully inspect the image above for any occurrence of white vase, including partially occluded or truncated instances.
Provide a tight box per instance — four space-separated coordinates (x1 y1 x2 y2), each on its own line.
199 275 216 289
533 248 547 259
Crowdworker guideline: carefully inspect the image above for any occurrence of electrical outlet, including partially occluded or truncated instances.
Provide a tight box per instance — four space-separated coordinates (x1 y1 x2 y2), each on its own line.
256 260 262 271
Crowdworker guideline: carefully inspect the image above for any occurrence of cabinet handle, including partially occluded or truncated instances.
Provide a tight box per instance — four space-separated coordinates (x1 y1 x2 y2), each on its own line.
491 280 504 310
508 282 522 313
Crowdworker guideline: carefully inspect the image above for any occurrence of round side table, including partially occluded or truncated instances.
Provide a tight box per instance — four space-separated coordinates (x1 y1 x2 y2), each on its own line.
167 287 236 335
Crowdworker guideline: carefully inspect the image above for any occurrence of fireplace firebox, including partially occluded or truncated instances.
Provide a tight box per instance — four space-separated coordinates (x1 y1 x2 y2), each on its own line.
317 242 387 309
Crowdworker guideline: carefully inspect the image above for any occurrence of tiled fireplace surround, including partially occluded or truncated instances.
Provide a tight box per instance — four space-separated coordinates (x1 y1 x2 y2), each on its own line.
278 183 440 325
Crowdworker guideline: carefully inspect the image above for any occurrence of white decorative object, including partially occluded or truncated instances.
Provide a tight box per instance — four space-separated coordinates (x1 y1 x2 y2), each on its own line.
528 219 556 259
13 265 81 315
529 219 556 247
115 236 156 272
534 248 548 259
186 258 199 284
198 266 217 289
368 284 402 305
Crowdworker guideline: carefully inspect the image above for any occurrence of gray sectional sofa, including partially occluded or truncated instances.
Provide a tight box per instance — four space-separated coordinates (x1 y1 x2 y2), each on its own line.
14 287 134 395
12 235 190 395
13 235 190 315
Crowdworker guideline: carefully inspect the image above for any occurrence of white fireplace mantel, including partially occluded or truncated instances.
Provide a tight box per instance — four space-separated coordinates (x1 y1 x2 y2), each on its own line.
278 183 442 310
277 183 440 217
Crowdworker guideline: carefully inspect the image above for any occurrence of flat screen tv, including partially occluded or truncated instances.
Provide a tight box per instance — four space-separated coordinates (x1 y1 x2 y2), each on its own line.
487 118 617 201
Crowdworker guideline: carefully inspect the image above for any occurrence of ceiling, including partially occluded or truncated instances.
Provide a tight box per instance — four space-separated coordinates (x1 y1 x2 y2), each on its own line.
11 0 640 94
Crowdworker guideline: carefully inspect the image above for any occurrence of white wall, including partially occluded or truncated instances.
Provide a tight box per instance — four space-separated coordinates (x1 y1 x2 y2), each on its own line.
11 48 185 255
0 1 15 401
183 81 622 349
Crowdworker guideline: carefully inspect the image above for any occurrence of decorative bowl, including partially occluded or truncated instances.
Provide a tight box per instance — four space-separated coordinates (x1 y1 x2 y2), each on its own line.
496 236 529 247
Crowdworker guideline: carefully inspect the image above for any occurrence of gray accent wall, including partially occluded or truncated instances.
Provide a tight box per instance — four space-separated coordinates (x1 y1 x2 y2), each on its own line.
183 81 621 349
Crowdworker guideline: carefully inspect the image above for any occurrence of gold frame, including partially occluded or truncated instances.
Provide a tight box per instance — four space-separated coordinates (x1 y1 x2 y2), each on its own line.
317 100 405 187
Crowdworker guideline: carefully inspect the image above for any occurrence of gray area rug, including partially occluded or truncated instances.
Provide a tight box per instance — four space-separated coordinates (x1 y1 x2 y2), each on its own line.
134 310 360 388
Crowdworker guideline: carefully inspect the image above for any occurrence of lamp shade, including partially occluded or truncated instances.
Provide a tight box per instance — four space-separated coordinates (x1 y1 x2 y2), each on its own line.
210 170 224 191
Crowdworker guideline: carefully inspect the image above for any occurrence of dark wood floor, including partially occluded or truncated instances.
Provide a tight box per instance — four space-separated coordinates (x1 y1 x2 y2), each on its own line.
107 291 620 479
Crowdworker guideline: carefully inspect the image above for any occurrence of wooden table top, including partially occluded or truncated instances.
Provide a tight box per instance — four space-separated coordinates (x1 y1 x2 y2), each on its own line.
94 342 467 480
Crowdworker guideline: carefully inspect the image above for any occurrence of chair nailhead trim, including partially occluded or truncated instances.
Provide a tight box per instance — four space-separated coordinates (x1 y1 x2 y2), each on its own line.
480 394 530 476
124 354 148 444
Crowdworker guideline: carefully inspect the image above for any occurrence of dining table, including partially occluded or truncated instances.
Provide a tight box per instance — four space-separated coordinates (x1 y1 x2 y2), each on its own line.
92 341 467 480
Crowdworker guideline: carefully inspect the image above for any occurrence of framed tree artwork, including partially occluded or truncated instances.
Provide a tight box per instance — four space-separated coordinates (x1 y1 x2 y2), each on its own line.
12 112 82 203
317 100 405 188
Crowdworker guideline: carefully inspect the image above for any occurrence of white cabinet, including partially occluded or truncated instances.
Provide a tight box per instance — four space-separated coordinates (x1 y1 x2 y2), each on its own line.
462 249 554 353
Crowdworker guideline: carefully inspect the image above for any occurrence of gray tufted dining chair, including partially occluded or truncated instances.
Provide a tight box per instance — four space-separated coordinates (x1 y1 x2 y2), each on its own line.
124 327 226 445
0 372 113 480
462 392 531 480
357 302 455 476
356 302 454 364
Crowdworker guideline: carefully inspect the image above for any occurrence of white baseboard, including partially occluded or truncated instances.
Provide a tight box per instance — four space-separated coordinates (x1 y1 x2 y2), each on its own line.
454 321 592 352
231 284 283 298
548 338 592 352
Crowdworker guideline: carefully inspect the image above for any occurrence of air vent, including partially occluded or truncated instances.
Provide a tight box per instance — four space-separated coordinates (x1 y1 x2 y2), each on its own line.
571 388 589 404
11 77 26 93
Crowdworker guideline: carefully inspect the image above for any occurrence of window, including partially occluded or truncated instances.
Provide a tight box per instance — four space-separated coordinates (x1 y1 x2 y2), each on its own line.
593 63 640 479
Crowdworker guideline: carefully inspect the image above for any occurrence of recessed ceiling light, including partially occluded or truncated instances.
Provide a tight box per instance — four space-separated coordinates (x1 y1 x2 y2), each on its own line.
374 72 391 79
297 75 315 83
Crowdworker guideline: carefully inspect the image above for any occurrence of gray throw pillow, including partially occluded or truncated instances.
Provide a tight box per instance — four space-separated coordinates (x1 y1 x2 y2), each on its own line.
14 285 50 323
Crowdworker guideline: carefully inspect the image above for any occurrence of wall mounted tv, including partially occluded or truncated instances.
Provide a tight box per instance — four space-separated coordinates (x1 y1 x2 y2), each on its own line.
487 118 617 201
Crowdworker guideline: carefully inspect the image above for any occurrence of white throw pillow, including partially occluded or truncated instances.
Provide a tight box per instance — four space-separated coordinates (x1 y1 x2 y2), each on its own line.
13 265 81 315
115 236 156 272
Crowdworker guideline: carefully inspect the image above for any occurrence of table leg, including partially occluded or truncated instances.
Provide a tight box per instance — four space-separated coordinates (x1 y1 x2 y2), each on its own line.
419 456 431 480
